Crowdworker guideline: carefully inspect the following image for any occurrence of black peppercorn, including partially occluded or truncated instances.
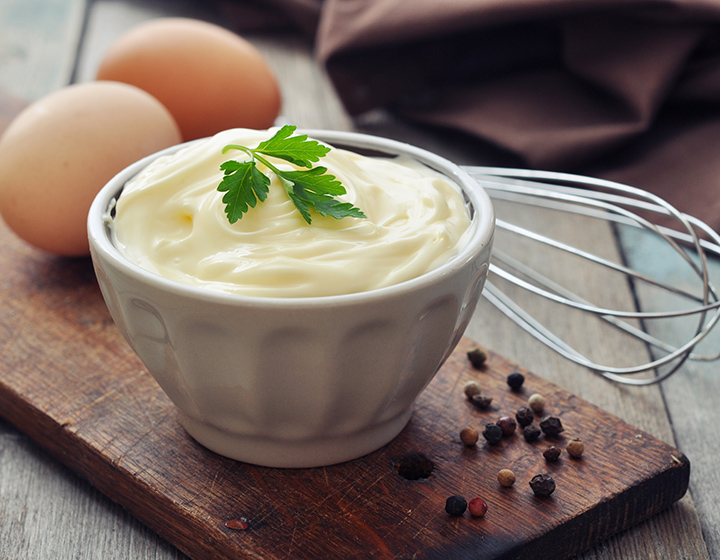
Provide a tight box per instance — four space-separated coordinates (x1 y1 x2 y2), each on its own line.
506 372 525 390
445 495 467 516
515 406 534 427
539 416 564 438
482 423 504 444
529 473 556 497
523 425 541 442
543 446 561 462
467 347 487 369
471 394 493 410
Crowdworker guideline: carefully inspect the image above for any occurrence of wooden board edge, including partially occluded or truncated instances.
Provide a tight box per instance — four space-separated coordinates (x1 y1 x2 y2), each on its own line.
415 452 690 560
1 343 693 560
0 381 243 560
515 453 690 560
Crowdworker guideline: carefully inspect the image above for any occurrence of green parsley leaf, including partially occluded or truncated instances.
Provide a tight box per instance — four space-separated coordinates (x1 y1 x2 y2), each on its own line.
275 166 366 223
217 126 366 224
253 124 330 168
217 160 270 224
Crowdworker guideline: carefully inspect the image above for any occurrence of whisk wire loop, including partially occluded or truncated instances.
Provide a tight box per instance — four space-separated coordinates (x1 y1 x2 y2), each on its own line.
464 166 720 385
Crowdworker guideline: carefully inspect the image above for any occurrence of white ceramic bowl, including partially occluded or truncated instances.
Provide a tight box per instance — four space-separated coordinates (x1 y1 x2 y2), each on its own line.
87 130 494 468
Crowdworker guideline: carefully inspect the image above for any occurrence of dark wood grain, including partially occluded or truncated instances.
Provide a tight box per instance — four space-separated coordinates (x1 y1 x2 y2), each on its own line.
0 218 689 560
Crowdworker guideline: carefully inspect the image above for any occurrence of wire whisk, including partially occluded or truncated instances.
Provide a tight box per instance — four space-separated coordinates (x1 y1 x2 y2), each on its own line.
463 166 720 386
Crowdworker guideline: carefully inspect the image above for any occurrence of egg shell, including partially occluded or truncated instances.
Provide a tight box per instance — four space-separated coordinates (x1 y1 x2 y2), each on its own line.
96 17 282 141
0 81 182 256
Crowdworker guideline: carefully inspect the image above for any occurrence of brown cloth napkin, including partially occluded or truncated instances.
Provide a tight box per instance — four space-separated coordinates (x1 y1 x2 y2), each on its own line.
223 0 720 232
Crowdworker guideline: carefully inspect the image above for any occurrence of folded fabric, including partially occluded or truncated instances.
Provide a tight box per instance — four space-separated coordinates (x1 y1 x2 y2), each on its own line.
223 0 720 231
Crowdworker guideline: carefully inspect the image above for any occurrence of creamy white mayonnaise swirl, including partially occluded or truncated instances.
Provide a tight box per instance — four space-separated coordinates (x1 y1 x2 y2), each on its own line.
112 128 475 298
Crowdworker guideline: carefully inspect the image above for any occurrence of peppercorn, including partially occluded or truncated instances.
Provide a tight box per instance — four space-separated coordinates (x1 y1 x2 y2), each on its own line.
529 473 556 497
467 347 487 369
471 394 493 410
528 393 546 413
460 427 479 446
523 425 541 442
468 497 488 517
497 416 517 437
515 406 534 427
482 423 503 444
566 438 584 458
497 469 516 487
463 380 482 399
445 495 467 516
539 416 564 437
543 446 561 462
506 372 525 390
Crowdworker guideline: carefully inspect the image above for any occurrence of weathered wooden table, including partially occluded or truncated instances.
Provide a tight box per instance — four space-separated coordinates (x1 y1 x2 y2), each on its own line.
1 1 718 559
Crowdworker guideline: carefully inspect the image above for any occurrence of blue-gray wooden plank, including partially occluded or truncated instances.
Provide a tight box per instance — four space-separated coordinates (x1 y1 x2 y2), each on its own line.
0 0 187 558
618 224 720 560
0 0 85 101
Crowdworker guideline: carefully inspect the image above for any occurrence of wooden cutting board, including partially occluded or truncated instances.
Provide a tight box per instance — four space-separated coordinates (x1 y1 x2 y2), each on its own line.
0 216 689 560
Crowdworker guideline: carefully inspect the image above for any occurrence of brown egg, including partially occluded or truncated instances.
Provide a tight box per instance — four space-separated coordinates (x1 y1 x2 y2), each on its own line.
96 18 282 141
0 81 182 256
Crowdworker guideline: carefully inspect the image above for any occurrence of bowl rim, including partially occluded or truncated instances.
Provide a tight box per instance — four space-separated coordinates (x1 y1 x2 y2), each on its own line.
87 128 495 309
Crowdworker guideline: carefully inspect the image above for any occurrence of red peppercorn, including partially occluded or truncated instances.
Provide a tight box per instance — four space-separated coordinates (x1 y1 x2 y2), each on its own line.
468 497 488 517
497 416 517 437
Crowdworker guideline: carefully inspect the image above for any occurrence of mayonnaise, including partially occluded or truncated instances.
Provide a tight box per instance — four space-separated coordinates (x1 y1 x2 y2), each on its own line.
111 128 475 298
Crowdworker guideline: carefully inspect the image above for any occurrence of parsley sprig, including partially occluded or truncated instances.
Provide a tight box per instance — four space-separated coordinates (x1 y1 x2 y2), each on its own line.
217 125 366 224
